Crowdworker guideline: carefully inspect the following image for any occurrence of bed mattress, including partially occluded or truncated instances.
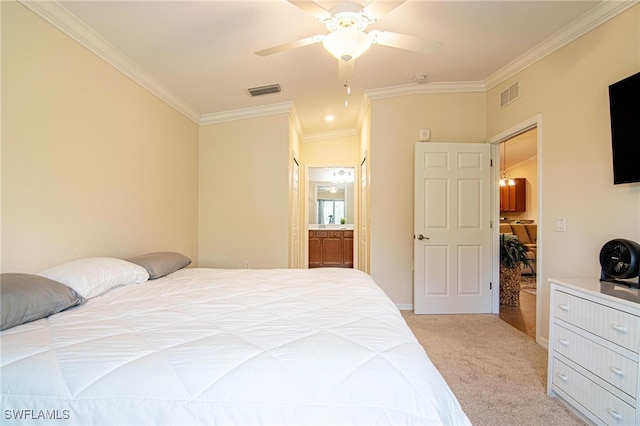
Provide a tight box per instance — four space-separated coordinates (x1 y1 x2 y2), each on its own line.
1 267 469 425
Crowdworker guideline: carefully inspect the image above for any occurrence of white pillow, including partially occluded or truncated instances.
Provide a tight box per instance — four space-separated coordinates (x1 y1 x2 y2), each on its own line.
38 257 149 299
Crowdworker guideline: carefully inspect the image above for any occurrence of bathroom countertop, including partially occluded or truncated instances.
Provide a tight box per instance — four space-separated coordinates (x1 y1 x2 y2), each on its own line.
308 225 354 230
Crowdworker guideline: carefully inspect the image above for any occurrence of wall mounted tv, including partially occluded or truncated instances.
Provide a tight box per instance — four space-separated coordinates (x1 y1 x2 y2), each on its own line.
609 71 640 185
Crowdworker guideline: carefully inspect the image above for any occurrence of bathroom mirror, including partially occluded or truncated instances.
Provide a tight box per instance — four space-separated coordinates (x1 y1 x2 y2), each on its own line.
308 167 354 227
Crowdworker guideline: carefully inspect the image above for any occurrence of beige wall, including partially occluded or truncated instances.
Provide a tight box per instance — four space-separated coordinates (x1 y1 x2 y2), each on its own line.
198 114 290 269
0 0 3 271
487 4 640 342
300 134 360 164
369 92 487 304
1 1 199 272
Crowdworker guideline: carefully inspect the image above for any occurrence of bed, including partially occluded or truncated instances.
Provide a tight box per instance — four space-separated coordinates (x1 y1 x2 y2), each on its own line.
1 254 470 425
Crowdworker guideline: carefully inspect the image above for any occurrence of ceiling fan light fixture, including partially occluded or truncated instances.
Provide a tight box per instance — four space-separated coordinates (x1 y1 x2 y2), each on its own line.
325 11 370 32
323 28 372 61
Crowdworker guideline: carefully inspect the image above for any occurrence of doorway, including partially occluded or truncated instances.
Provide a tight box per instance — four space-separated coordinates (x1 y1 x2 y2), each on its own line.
305 166 357 269
490 120 540 341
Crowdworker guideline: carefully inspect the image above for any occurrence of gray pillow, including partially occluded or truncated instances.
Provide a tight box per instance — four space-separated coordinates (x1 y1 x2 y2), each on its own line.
1 273 85 330
126 252 191 280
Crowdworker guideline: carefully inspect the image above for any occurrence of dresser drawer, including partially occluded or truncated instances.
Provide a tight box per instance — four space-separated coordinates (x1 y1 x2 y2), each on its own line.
552 358 636 425
553 324 638 398
553 290 640 353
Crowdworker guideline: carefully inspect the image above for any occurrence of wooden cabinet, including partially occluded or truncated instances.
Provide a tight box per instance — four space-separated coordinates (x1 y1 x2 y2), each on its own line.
500 177 526 212
308 230 353 268
548 278 639 425
343 232 353 268
308 232 322 268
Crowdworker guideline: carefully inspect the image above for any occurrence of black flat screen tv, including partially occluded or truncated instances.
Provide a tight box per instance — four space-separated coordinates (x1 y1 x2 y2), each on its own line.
609 71 640 185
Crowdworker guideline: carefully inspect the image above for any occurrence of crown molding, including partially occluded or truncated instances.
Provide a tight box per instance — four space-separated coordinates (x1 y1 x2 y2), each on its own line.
484 0 638 90
19 0 201 124
19 0 638 133
199 102 294 126
355 94 371 133
365 81 486 101
288 104 304 141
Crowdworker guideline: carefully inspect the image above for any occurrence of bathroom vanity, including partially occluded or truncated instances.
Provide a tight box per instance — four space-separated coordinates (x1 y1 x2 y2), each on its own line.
308 228 353 268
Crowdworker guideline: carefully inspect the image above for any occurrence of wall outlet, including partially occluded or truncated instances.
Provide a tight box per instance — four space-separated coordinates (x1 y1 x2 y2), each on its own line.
243 260 251 269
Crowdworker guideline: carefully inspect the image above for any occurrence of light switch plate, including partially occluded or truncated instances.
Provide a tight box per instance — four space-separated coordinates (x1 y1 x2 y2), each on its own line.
554 217 566 232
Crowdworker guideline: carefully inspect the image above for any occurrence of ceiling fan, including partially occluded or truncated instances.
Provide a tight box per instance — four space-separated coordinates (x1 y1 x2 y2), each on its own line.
255 0 442 67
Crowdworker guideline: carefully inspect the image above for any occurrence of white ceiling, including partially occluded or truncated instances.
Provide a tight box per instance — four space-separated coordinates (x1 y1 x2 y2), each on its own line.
46 0 613 137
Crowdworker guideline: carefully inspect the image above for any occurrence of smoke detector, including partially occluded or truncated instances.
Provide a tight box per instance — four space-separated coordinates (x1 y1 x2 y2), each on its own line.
413 74 428 84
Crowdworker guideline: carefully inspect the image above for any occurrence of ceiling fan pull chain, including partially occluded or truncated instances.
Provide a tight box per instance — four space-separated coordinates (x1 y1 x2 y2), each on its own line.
344 82 350 109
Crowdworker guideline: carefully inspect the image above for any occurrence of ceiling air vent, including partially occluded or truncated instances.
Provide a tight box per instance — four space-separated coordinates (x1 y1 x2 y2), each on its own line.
247 84 282 97
500 81 520 108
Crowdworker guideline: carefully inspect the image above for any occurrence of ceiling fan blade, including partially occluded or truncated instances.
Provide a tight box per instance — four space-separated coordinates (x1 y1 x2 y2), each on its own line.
338 59 355 84
287 0 331 21
361 0 405 21
255 35 324 56
370 30 442 54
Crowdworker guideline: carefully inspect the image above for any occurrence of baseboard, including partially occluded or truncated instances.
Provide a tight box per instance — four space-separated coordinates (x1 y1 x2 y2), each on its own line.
396 304 413 311
537 336 549 350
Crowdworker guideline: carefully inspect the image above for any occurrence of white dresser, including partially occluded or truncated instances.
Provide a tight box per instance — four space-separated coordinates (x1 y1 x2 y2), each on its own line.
548 278 640 425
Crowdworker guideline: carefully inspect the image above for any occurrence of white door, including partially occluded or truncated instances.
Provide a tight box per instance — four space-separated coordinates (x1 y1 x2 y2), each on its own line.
414 143 492 314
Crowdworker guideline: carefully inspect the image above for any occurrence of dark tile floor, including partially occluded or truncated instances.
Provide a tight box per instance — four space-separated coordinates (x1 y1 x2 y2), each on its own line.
499 290 536 338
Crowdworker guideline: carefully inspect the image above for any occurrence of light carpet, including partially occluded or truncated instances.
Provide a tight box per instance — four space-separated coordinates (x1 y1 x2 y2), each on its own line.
402 312 585 426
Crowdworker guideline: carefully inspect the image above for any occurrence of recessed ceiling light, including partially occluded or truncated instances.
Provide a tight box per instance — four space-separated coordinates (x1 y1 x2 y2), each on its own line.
325 114 336 121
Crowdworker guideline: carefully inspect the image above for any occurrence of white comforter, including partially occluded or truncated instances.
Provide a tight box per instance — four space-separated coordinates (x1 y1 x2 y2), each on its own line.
1 268 470 425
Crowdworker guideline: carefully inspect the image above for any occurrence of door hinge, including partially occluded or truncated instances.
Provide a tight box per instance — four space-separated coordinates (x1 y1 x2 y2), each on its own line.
490 282 493 290
490 159 493 167
490 220 493 229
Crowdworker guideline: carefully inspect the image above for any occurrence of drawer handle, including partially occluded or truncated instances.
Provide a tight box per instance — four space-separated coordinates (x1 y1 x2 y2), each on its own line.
558 338 570 347
558 304 569 312
611 324 627 333
610 366 625 377
557 373 568 382
607 408 622 420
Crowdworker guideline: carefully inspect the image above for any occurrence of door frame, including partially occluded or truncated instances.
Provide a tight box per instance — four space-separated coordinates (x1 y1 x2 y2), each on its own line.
487 115 543 344
303 163 359 269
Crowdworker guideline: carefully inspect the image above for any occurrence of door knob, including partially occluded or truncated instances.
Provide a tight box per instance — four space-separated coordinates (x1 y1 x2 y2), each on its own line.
416 234 429 240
